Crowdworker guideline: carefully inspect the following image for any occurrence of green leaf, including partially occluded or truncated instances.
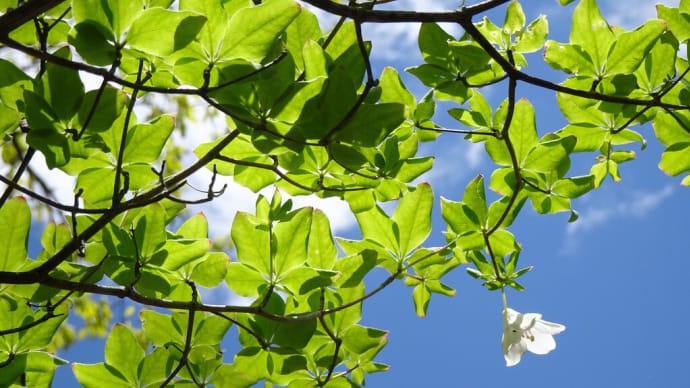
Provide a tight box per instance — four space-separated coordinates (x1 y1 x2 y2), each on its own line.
380 67 416 108
194 313 232 346
418 23 454 66
138 347 172 386
123 115 174 163
341 325 387 355
71 0 116 41
487 193 526 229
191 252 229 287
462 175 488 227
355 206 397 255
543 40 594 75
570 0 614 74
503 1 526 35
552 175 596 198
17 305 68 351
657 4 690 42
306 209 337 269
5 352 65 388
515 16 548 53
273 208 312 276
109 0 143 38
220 0 301 62
510 99 539 165
38 223 71 259
127 8 206 57
637 32 678 93
210 363 261 388
302 39 328 80
610 150 636 163
37 47 84 122
179 0 228 60
231 212 271 275
73 363 131 388
284 9 322 71
141 309 181 346
0 197 30 271
78 87 128 132
654 111 690 177
659 142 690 176
488 229 519 259
605 20 666 76
333 250 377 288
273 319 317 349
104 324 145 383
71 0 142 41
392 183 433 256
225 262 267 297
334 103 406 146
412 284 431 318
131 204 167 259
406 64 454 88
557 124 607 152
523 136 576 174
176 213 209 239
69 22 118 66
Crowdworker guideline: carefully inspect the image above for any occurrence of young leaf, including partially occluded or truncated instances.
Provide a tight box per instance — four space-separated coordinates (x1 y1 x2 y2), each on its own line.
0 197 30 271
412 284 431 318
72 363 131 388
503 1 526 35
392 183 433 256
570 0 614 74
231 212 271 275
122 115 174 163
354 206 398 255
605 20 666 76
104 324 145 384
127 9 206 57
515 16 548 53
509 99 539 166
219 0 301 62
273 208 313 276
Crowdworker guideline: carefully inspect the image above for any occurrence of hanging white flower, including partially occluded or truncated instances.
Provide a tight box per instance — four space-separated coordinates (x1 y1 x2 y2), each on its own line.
502 307 565 366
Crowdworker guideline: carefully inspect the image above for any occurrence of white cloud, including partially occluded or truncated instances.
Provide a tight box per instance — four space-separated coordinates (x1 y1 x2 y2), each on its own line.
189 172 357 239
561 185 675 254
602 0 676 29
299 0 462 62
567 185 674 236
418 139 486 196
465 141 485 169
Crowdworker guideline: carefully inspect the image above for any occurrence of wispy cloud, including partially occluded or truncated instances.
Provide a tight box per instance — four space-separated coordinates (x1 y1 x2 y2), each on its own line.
419 139 486 197
567 185 674 235
189 172 357 239
561 185 675 254
602 0 676 29
299 0 462 62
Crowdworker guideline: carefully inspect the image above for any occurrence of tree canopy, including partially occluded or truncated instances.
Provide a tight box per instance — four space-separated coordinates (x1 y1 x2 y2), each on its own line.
0 0 688 386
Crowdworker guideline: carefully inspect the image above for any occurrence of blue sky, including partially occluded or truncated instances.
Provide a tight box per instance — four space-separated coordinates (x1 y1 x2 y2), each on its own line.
47 0 690 386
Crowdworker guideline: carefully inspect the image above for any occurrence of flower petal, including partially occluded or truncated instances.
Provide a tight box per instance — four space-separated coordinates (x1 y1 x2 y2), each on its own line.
520 313 542 330
504 339 527 366
534 319 566 335
525 332 557 355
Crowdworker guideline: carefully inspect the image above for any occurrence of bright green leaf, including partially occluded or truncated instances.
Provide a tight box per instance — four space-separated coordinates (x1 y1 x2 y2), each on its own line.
220 0 301 62
0 197 30 271
392 183 433 256
127 8 206 57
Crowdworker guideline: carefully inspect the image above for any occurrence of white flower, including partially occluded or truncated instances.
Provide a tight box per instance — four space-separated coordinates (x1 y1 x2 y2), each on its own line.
502 308 565 367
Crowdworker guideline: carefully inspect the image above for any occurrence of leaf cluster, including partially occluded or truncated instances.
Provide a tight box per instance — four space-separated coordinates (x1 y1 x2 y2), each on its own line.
0 0 689 386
